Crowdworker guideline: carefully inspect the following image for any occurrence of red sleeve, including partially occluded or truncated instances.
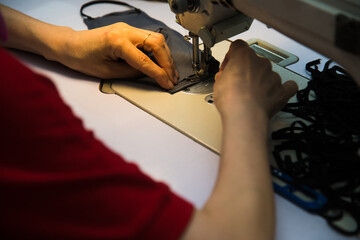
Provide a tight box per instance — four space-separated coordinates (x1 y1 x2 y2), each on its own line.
0 48 194 240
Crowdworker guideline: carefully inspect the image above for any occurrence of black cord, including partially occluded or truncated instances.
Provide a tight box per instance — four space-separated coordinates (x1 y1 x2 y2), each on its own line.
80 0 141 19
272 60 360 235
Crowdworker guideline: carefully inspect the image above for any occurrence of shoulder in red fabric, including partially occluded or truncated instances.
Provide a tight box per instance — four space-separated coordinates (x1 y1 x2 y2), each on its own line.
0 48 193 240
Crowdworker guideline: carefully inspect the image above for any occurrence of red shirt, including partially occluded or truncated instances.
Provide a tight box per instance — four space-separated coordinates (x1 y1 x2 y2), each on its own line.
0 48 193 239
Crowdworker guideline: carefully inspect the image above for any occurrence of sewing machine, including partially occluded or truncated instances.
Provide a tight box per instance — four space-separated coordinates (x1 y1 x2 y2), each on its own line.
169 0 360 84
102 0 360 155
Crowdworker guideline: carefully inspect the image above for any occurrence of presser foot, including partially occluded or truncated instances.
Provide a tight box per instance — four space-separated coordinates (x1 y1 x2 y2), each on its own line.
181 72 215 94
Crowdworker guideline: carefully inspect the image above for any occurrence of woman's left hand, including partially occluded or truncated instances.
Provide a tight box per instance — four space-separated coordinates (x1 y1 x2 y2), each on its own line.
57 23 179 89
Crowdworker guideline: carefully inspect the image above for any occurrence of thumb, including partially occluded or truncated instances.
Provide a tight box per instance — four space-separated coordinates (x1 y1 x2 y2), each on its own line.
270 80 298 117
282 80 298 102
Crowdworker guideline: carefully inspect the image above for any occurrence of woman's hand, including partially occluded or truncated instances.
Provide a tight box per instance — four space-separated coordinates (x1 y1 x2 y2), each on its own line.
0 3 178 89
214 40 298 118
58 23 178 89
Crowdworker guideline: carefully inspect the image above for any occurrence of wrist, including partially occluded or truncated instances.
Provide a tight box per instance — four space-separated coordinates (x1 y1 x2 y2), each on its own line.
221 104 269 138
40 26 75 63
222 103 268 124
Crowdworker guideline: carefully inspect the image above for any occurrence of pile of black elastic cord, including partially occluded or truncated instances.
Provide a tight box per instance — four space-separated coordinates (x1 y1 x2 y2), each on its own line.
272 59 360 235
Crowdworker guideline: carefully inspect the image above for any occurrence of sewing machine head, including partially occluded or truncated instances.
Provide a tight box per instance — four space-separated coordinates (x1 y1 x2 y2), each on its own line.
169 0 360 84
169 0 252 79
169 0 253 48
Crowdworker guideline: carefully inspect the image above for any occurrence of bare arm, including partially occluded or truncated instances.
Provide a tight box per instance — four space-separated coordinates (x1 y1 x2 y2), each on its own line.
182 40 298 240
0 4 178 89
0 4 69 61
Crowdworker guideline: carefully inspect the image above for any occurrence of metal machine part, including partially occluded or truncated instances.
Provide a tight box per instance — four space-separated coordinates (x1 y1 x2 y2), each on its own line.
169 0 253 48
182 75 214 94
189 35 212 85
168 0 251 89
247 38 299 67
178 33 218 94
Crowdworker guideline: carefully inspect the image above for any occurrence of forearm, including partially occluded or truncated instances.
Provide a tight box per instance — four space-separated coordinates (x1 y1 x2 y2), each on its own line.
208 108 274 239
0 4 73 61
182 107 275 240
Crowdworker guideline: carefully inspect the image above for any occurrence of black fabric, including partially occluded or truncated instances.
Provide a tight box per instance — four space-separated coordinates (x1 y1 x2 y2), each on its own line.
80 0 219 93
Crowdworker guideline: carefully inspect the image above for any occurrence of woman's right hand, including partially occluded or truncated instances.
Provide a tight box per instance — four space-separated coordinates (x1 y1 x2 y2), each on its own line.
213 40 298 119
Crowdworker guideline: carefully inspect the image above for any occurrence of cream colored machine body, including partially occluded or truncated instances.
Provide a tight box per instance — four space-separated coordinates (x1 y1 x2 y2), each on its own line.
169 0 360 84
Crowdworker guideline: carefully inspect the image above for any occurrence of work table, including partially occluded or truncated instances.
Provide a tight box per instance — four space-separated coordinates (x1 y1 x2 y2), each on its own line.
1 0 357 239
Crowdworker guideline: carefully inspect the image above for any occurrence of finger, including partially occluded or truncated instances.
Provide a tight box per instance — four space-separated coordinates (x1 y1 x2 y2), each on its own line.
164 43 179 80
142 33 178 84
215 71 223 81
270 80 298 117
220 40 249 71
227 39 248 57
114 40 174 89
231 39 249 49
123 27 178 85
282 80 298 102
219 52 230 72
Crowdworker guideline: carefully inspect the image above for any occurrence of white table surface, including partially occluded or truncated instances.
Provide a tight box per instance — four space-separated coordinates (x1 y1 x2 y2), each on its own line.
1 0 358 239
